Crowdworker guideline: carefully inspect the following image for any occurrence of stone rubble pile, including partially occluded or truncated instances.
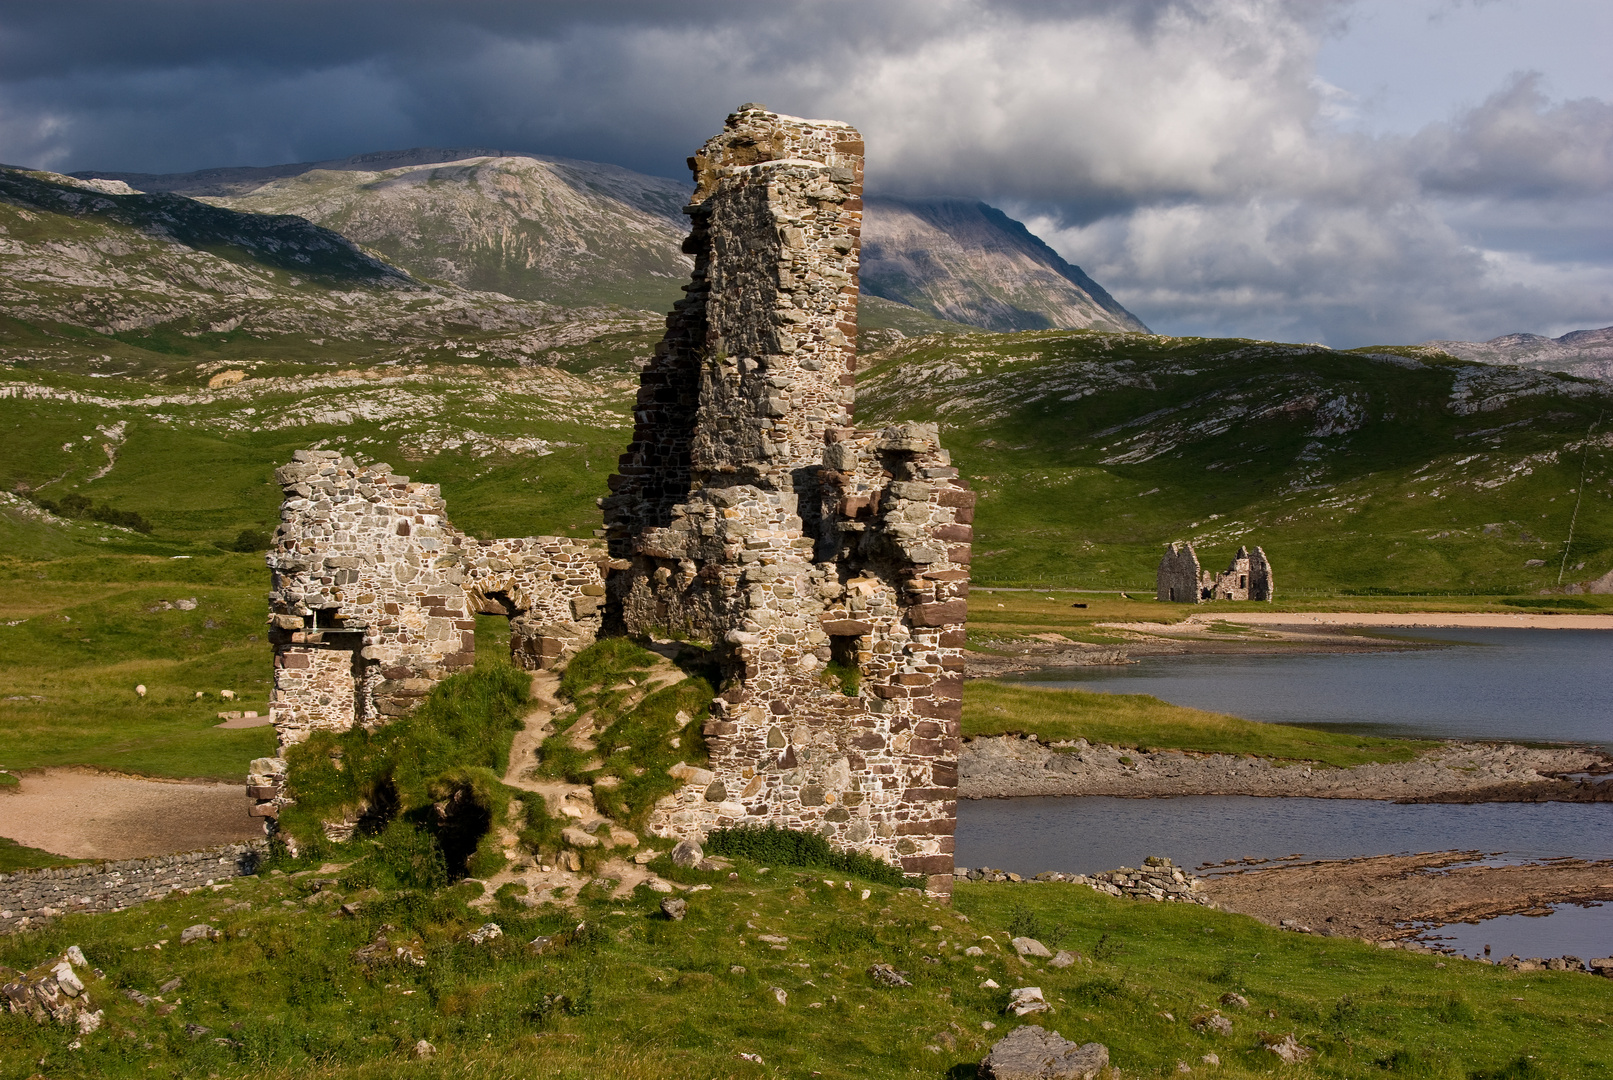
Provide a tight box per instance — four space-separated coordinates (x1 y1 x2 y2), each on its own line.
956 856 1213 906
1 945 103 1034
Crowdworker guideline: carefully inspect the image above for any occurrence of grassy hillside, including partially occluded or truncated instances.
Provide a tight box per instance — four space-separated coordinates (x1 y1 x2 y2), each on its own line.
1 848 1608 1078
857 331 1613 593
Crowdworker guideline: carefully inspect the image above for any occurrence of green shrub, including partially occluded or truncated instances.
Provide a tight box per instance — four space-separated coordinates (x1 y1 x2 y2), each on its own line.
703 824 909 887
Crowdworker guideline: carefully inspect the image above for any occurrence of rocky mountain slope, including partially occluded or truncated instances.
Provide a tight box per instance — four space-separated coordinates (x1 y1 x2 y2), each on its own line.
1422 326 1613 383
0 165 659 379
860 197 1148 333
856 331 1613 592
77 151 1147 333
91 149 694 312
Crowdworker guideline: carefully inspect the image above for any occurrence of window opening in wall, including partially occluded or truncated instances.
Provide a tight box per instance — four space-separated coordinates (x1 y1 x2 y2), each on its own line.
826 635 862 696
1240 575 1247 588
474 612 511 667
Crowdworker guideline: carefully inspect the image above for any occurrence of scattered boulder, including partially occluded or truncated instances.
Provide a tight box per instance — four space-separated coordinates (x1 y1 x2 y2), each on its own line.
868 964 913 988
1192 1012 1233 1036
1006 986 1052 1016
561 825 601 849
771 986 788 1006
467 923 502 945
412 1039 436 1059
1201 1053 1220 1066
1219 992 1249 1009
353 926 426 968
670 838 704 868
2 947 102 1031
979 1025 1109 1080
1012 936 1052 958
1049 950 1079 969
661 898 687 921
179 924 219 945
1261 1033 1314 1063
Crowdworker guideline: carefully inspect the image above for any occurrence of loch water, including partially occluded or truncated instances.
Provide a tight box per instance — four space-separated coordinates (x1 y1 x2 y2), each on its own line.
956 628 1613 959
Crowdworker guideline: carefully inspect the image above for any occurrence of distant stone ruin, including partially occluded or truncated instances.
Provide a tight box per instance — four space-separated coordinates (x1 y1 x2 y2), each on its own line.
1156 542 1274 603
258 106 968 894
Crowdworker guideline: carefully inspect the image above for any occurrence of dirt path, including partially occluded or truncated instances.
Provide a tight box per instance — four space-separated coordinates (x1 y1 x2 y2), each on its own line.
1202 851 1613 944
0 768 260 860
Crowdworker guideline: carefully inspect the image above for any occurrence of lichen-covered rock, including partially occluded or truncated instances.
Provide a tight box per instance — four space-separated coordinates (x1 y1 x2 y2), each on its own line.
979 1025 1109 1080
1 946 102 1031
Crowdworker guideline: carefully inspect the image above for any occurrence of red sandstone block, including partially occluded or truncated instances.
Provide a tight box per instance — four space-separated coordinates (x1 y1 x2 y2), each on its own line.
704 720 738 737
279 653 310 669
893 673 932 687
939 629 966 648
909 738 943 757
913 721 942 739
851 732 886 750
912 600 966 627
923 569 969 582
947 545 972 564
870 684 908 700
821 618 873 636
902 854 954 876
932 524 972 543
901 787 952 803
248 802 279 818
937 488 976 508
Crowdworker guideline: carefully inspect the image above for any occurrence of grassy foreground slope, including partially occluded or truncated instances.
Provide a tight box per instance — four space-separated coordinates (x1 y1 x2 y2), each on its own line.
1 852 1608 1078
858 330 1613 593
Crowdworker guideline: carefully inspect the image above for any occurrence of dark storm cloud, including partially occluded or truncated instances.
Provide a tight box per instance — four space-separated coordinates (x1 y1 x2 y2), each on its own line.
0 0 1607 346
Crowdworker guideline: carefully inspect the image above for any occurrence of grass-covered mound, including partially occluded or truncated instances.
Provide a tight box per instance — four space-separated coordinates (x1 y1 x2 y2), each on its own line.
705 824 909 888
964 680 1437 767
1 843 1609 1078
275 660 545 885
540 637 715 829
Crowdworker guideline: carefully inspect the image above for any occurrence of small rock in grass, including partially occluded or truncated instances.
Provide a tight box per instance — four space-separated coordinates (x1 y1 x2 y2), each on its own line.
1049 949 1078 968
980 979 1000 989
1192 1012 1233 1036
1176 1062 1192 1074
730 965 746 975
646 877 674 893
1261 1033 1314 1063
1201 1053 1220 1066
467 922 502 945
661 897 687 921
179 924 217 945
1006 986 1051 1016
1012 936 1051 958
771 986 788 1005
412 1039 436 1059
670 838 704 868
159 977 182 993
868 963 913 987
1219 992 1249 1009
632 849 656 864
965 946 985 956
979 1025 1108 1080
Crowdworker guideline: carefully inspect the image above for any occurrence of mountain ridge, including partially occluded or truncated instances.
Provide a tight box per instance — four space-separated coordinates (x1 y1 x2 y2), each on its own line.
72 149 1150 333
1421 325 1613 383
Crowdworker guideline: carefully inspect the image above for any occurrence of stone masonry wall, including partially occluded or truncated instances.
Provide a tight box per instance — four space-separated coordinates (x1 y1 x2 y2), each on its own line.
0 844 263 934
1156 542 1275 603
259 452 607 817
603 106 967 896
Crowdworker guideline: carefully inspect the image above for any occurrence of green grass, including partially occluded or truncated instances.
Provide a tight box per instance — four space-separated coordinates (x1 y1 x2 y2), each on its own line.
858 330 1613 594
0 563 277 781
964 681 1438 766
0 834 79 872
1 853 1609 1078
545 638 715 829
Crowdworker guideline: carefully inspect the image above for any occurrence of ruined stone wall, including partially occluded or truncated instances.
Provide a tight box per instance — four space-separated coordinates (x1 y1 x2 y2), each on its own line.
1156 543 1201 602
259 451 606 815
603 106 965 895
1157 541 1275 603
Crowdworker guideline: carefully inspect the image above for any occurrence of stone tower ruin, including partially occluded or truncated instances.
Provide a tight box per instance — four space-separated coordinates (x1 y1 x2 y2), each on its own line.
257 107 968 894
603 105 970 894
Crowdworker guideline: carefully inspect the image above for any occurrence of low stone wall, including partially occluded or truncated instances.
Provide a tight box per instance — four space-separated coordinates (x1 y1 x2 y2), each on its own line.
955 856 1214 906
0 843 263 933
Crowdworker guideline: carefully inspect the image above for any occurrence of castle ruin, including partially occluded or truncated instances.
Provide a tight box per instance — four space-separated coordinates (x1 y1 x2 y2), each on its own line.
258 106 968 894
1156 542 1274 603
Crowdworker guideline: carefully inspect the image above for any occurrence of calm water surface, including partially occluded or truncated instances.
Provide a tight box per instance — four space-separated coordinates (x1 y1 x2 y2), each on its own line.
1017 628 1613 746
954 795 1613 959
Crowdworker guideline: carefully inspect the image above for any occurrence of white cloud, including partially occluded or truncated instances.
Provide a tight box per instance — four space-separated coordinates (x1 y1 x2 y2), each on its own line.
0 0 1607 346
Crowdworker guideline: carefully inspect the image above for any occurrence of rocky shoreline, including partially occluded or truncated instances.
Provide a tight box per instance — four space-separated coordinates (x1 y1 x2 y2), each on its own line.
959 735 1613 802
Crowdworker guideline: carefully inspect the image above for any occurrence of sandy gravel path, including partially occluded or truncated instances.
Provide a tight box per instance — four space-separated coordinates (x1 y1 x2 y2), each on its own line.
1113 612 1613 632
0 768 260 860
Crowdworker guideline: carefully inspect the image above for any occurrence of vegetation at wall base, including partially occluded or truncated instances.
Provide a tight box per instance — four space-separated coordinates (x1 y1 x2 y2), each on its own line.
544 637 714 829
704 824 909 887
